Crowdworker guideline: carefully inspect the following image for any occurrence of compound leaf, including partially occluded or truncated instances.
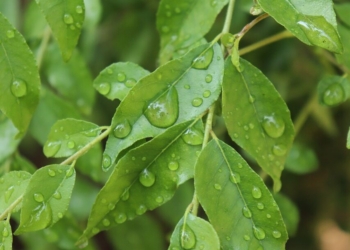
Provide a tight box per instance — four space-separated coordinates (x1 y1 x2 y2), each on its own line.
222 58 294 192
0 220 12 250
195 139 288 250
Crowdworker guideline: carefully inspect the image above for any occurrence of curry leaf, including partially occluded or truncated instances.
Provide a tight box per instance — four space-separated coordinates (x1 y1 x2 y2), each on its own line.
0 116 20 163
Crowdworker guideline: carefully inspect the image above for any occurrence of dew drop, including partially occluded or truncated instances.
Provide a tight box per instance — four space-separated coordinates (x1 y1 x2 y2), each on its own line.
53 191 61 200
244 235 250 241
121 190 129 201
34 193 44 203
67 141 75 149
108 203 115 210
43 141 61 157
11 79 27 97
48 169 56 177
162 26 170 33
125 78 137 88
203 90 211 98
181 225 196 249
244 125 249 131
63 14 74 24
211 0 218 7
115 213 127 224
184 84 190 89
233 133 238 138
266 214 271 218
192 48 214 69
249 95 255 103
252 186 262 199
272 230 282 239
66 168 74 177
2 227 9 237
214 183 222 190
257 203 264 210
103 218 111 227
82 128 99 137
144 88 179 128
97 82 111 95
182 128 204 145
139 170 156 187
238 163 243 168
205 74 213 83
272 144 287 156
117 72 126 82
262 114 285 138
168 161 179 171
113 120 132 138
242 206 252 218
253 227 266 240
76 5 83 14
323 83 345 106
229 172 241 184
4 186 14 202
174 7 181 13
6 29 14 38
136 205 147 215
166 11 172 17
155 196 164 203
192 98 203 107
92 228 99 234
249 123 254 129
102 154 112 169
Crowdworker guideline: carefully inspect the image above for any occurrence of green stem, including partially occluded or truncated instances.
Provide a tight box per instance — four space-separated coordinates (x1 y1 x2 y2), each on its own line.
0 195 23 221
293 93 318 135
36 26 51 69
239 30 294 56
222 0 236 34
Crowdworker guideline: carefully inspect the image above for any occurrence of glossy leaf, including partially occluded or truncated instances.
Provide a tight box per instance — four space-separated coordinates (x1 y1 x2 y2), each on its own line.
334 3 350 27
222 58 294 191
285 142 318 174
274 193 299 237
0 221 12 250
195 139 288 250
0 116 20 163
0 171 31 214
257 0 343 53
104 43 223 171
35 0 85 61
335 25 350 70
93 62 149 101
317 75 350 107
15 164 76 234
43 118 100 158
79 120 203 242
157 0 228 63
168 213 220 250
0 12 40 137
44 44 95 115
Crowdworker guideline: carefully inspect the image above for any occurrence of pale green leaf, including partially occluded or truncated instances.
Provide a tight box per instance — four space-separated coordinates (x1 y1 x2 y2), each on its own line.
168 213 220 250
336 25 350 70
334 3 350 27
257 0 343 53
0 171 31 214
0 12 40 137
103 43 223 171
274 193 299 237
43 118 100 158
79 120 202 242
23 1 46 39
157 0 228 63
0 116 20 163
195 139 288 250
93 62 149 101
15 164 76 234
0 0 19 28
317 75 350 107
285 142 318 174
0 221 12 250
35 0 85 61
44 44 95 115
222 58 294 192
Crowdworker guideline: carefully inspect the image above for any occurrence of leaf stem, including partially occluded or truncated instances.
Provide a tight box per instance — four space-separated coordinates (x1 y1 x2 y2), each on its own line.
36 26 51 69
293 93 318 135
0 195 23 221
222 0 236 34
239 30 294 56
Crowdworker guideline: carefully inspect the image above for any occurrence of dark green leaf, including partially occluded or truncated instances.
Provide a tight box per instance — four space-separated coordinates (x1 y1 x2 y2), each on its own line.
157 0 228 63
35 0 85 61
0 116 20 163
0 12 40 137
317 75 350 107
93 62 149 101
103 43 223 171
336 25 350 70
274 193 299 237
79 120 202 242
15 164 76 234
43 118 100 158
195 139 288 250
0 171 31 213
222 58 294 191
334 3 350 27
10 154 36 174
0 220 12 250
285 142 318 174
257 0 343 53
168 213 220 250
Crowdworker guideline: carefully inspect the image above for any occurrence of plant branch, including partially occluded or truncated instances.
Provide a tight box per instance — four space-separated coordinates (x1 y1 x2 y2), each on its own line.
36 26 51 69
322 50 349 74
236 13 269 41
0 195 23 221
222 0 236 34
293 93 318 135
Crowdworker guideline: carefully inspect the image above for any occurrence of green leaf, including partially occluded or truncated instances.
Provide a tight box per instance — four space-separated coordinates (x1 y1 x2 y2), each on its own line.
336 25 350 70
285 142 318 174
274 193 299 237
0 220 12 250
157 0 228 63
222 58 294 192
10 154 36 174
347 127 350 149
93 62 149 101
256 0 343 53
334 3 350 27
15 164 76 234
0 116 20 163
0 0 19 28
0 12 40 137
195 139 288 250
35 0 85 61
44 44 95 115
43 118 100 158
168 213 220 250
79 120 203 242
23 1 46 39
0 171 31 214
29 87 81 145
317 75 350 107
103 43 223 171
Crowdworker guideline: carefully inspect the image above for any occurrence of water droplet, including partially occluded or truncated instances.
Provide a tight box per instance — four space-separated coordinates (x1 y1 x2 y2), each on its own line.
272 144 287 156
323 83 345 106
76 5 83 14
262 114 285 138
102 154 112 169
48 169 56 177
203 90 211 98
11 79 27 97
266 214 271 218
244 235 250 241
103 218 110 227
92 227 99 234
184 84 190 89
136 205 147 215
211 0 218 7
66 168 74 177
245 135 249 139
139 170 156 187
115 213 127 224
242 206 252 218
268 154 275 161
253 227 266 240
108 203 115 210
82 128 99 137
117 72 126 82
166 11 172 17
53 191 61 200
113 120 132 138
144 88 179 128
2 227 9 237
238 163 243 168
125 78 137 88
162 26 170 33
168 161 179 171
249 95 255 103
252 186 262 199
142 157 146 161
192 48 214 69
272 230 281 239
249 123 255 129
67 141 75 149
5 186 14 202
182 128 204 145
181 225 196 249
257 203 264 210
214 183 222 190
192 98 203 107
205 74 213 83
97 82 111 95
244 125 249 131
233 133 238 138
6 30 14 38
43 141 61 157
34 193 44 203
174 7 181 13
63 14 74 24
229 172 241 184
155 196 164 203
121 190 129 201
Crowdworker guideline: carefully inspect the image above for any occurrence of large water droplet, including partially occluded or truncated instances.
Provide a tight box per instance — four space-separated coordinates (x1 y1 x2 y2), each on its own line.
182 128 204 145
102 154 112 169
63 14 74 24
181 225 196 249
244 235 250 241
272 144 287 156
113 120 132 138
144 88 179 128
192 48 214 69
155 196 164 203
48 169 56 177
203 90 211 98
53 191 61 200
34 193 44 203
97 82 111 95
323 83 345 106
136 205 147 215
242 206 252 218
103 218 111 227
44 141 61 157
272 230 282 239
252 186 262 199
125 78 137 88
117 73 126 82
192 98 203 107
139 170 156 187
66 168 74 177
5 186 14 202
76 5 83 14
115 213 127 224
205 74 213 83
11 79 27 97
67 141 75 149
253 227 266 240
7 30 14 38
257 203 264 210
262 114 285 138
168 161 179 171
229 172 241 184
